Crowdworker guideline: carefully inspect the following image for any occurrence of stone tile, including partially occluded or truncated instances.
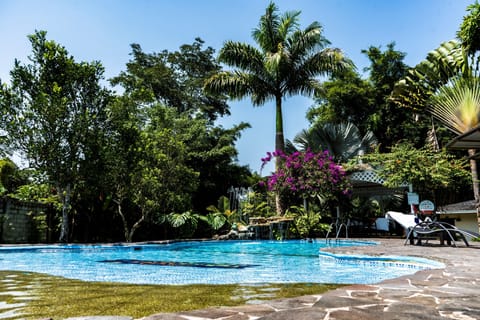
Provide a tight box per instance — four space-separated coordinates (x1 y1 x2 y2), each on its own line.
141 314 189 320
173 307 240 319
66 317 133 320
261 295 321 310
257 307 327 320
218 304 277 318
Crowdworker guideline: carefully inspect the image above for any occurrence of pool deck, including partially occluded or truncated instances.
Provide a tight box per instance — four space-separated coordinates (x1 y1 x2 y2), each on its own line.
137 238 480 320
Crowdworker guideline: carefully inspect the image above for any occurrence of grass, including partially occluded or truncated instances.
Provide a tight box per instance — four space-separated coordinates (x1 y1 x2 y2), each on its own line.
0 271 341 319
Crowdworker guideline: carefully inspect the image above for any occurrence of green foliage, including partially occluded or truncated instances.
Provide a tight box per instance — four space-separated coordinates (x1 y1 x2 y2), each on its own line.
201 212 228 232
362 43 427 150
457 1 480 58
11 183 61 209
286 205 329 238
358 143 471 200
0 30 111 242
28 212 49 242
363 43 409 95
0 158 19 194
392 40 466 112
311 43 430 151
167 211 200 238
110 38 228 122
286 122 378 163
307 69 375 134
147 104 251 214
106 103 200 241
242 190 274 218
205 196 236 231
111 40 253 217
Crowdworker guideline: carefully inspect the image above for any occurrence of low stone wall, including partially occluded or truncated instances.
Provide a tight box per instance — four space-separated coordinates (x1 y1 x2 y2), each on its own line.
0 197 52 243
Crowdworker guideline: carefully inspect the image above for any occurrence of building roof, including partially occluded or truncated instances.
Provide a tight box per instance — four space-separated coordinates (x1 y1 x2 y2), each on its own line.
437 199 478 215
446 126 480 158
349 170 406 196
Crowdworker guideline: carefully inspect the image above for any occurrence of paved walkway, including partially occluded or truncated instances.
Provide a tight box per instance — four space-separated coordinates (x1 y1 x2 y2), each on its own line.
139 239 480 320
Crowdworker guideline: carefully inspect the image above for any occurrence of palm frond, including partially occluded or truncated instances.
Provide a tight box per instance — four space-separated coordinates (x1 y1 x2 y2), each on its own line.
282 49 352 98
277 10 301 41
292 128 313 151
218 41 264 73
292 122 377 163
429 77 480 134
288 22 326 62
392 40 466 111
252 2 282 52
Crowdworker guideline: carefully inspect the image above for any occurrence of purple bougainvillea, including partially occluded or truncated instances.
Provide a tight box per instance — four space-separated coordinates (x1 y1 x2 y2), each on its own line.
261 149 351 200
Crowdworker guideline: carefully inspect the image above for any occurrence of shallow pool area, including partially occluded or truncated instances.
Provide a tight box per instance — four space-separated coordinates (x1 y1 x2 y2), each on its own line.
0 240 444 285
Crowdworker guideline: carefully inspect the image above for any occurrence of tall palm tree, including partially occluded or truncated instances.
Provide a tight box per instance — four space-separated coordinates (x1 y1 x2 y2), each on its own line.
286 122 377 163
204 2 351 165
429 77 480 202
204 2 351 215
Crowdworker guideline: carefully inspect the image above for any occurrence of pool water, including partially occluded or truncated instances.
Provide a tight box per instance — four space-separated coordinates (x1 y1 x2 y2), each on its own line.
0 240 444 285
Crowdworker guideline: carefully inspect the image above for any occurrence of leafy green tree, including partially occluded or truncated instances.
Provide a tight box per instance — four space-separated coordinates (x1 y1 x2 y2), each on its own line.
457 1 480 71
104 100 199 242
146 102 251 216
110 38 229 122
359 143 471 205
310 43 429 150
111 40 251 216
10 173 61 210
306 69 375 134
362 43 429 149
0 31 110 242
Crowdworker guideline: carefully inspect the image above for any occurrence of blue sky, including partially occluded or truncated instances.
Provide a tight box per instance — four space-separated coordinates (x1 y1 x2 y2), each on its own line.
0 0 474 173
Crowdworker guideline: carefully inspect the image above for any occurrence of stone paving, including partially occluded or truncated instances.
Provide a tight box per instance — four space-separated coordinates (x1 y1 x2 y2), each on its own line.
138 239 480 320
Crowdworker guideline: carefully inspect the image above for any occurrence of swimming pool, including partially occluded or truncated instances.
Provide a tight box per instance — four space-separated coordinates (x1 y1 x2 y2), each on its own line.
0 240 444 285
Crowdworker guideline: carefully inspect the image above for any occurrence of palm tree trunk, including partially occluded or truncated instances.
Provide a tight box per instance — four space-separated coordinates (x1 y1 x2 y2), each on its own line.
275 94 285 216
275 94 285 156
468 149 480 233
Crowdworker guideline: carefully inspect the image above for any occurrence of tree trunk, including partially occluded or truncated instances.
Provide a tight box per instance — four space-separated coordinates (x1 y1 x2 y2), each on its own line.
115 199 131 242
129 214 145 242
275 94 285 216
274 94 285 157
114 199 144 242
58 184 71 243
468 149 480 233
